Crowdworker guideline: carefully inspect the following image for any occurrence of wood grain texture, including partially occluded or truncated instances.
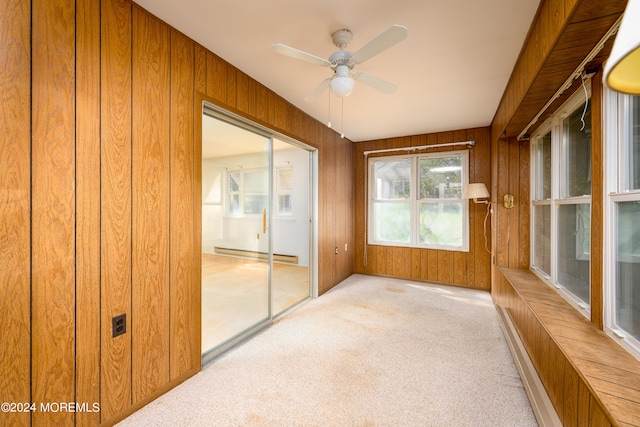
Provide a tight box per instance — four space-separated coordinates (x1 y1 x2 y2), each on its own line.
31 0 76 424
353 128 491 290
169 29 198 380
75 0 101 425
131 6 171 403
0 0 31 425
590 69 604 329
499 268 640 426
101 0 133 419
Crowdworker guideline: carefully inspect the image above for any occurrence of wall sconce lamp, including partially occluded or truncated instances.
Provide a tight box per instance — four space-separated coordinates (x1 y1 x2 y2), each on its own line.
604 0 640 94
463 183 490 204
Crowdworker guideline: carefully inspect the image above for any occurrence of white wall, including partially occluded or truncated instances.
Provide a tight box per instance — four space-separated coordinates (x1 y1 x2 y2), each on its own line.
202 146 310 266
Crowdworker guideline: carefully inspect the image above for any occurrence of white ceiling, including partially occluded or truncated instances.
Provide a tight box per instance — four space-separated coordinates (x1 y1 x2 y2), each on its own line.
133 0 540 142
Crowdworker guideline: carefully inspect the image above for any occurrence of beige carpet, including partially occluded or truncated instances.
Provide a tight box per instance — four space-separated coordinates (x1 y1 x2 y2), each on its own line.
118 274 537 426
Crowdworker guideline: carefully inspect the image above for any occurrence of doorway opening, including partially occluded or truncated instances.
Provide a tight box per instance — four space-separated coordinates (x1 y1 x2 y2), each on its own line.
200 103 317 362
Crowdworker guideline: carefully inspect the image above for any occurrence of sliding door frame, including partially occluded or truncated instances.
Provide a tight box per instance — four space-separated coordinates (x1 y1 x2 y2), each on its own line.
199 101 318 364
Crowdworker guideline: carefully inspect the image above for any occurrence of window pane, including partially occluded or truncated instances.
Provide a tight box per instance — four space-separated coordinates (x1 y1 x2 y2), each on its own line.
615 201 640 341
372 202 410 243
244 170 268 193
278 168 293 191
419 156 462 199
228 194 240 214
540 132 552 199
419 202 463 246
278 194 292 215
533 205 551 275
229 172 240 193
557 204 590 304
374 160 411 200
244 195 267 215
628 96 640 190
563 102 592 197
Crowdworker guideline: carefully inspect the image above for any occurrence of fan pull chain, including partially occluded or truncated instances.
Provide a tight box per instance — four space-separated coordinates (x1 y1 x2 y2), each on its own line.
327 89 332 128
340 96 345 138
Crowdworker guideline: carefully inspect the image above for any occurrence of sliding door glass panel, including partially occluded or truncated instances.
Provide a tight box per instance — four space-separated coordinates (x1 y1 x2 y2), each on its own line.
271 138 311 316
201 113 270 354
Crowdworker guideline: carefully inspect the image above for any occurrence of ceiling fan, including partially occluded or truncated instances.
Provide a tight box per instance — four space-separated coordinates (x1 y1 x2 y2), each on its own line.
270 25 408 101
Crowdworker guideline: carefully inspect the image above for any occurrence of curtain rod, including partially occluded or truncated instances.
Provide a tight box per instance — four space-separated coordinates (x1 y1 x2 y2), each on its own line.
516 15 622 141
363 140 475 156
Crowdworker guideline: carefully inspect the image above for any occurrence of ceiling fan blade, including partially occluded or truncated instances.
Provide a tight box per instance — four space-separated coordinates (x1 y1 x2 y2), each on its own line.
353 72 398 94
304 77 331 102
351 25 407 65
270 43 332 67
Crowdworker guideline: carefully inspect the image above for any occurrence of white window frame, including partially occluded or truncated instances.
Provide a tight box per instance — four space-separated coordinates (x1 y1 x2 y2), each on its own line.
275 166 294 217
604 88 640 360
225 167 268 217
530 83 592 317
367 150 469 252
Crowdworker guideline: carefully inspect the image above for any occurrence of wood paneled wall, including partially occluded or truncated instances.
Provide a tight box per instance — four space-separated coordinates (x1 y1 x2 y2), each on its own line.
353 128 491 290
489 0 628 424
0 0 354 425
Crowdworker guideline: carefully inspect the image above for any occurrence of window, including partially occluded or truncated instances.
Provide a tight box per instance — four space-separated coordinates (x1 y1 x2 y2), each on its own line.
605 91 640 358
276 167 293 216
531 85 592 314
368 151 469 251
226 169 268 216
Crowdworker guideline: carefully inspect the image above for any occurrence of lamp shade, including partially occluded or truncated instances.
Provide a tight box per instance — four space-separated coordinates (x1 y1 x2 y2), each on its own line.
330 76 355 97
604 0 640 94
330 64 355 97
463 183 490 201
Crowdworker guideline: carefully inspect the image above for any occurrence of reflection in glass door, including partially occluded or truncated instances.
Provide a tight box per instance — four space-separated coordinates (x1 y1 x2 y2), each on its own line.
201 108 313 360
201 113 271 356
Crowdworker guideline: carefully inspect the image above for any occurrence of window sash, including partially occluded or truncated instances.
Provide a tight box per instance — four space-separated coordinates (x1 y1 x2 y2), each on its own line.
605 91 640 360
530 84 592 315
368 151 468 251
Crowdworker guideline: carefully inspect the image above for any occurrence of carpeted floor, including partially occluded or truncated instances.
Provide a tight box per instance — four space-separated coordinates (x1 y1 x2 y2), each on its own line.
118 274 537 426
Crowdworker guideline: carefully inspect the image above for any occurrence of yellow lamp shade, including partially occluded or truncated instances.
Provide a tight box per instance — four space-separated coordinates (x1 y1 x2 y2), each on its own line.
604 0 640 95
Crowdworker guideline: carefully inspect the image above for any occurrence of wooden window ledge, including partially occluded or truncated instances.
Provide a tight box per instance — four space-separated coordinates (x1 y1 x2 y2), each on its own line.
499 267 640 427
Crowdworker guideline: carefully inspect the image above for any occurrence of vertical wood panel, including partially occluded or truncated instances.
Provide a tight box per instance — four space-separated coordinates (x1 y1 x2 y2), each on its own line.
100 0 132 418
169 29 198 380
518 140 531 269
0 0 31 425
131 7 171 403
563 363 579 426
590 69 604 329
194 45 207 95
31 0 76 424
75 0 101 425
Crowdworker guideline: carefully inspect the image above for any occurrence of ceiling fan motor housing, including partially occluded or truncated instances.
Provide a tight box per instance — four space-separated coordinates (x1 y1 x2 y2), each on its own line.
329 50 354 68
332 29 353 49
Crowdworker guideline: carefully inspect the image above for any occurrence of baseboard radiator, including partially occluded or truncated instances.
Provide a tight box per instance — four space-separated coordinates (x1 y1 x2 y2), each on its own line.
214 247 298 264
496 306 562 427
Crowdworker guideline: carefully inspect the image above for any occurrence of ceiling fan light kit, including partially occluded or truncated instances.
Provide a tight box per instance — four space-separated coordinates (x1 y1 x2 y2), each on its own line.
330 65 355 97
271 24 407 101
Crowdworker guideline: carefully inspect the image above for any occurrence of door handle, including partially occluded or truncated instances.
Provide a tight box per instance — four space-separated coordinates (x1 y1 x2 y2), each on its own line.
262 208 267 234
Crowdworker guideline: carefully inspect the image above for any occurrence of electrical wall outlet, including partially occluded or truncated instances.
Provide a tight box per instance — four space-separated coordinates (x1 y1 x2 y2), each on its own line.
112 313 126 338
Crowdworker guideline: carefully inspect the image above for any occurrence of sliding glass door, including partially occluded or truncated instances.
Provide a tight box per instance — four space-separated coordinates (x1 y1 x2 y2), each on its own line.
201 106 313 360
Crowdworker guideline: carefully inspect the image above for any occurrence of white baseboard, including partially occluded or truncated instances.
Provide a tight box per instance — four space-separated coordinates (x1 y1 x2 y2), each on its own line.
496 306 562 427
